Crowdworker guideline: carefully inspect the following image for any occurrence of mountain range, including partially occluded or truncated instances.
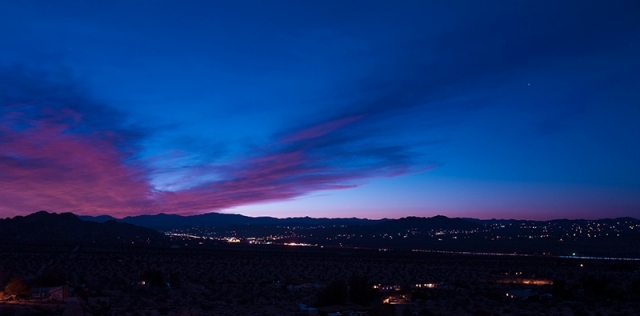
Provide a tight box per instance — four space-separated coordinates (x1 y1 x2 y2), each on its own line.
2 211 640 258
78 212 386 230
0 211 168 245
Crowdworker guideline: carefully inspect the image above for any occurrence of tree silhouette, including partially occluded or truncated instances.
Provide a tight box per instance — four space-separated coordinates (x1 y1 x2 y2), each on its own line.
4 277 31 298
34 267 66 286
348 274 378 305
552 279 566 298
141 269 164 287
316 280 348 307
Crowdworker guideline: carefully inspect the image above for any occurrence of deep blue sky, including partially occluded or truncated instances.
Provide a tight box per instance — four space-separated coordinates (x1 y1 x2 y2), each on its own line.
1 1 639 219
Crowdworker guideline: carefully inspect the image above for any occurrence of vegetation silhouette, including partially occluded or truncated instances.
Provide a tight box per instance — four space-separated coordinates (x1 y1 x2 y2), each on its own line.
4 277 31 298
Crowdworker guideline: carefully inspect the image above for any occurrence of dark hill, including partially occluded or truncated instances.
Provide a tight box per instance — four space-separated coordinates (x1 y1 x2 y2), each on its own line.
374 215 481 232
120 212 261 230
0 211 168 245
81 212 382 230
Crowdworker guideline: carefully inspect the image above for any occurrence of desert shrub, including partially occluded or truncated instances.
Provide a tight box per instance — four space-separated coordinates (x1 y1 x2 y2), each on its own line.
316 280 348 307
141 269 164 287
34 267 66 286
349 274 378 305
4 277 31 298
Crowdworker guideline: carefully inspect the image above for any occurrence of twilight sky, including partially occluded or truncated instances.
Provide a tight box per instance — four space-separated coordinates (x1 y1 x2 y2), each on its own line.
1 1 639 220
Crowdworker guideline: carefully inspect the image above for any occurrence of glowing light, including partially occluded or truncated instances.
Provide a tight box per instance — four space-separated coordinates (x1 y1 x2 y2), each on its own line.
283 242 316 247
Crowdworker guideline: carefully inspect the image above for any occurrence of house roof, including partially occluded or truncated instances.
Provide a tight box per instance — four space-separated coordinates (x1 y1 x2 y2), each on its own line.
507 289 532 297
317 304 370 313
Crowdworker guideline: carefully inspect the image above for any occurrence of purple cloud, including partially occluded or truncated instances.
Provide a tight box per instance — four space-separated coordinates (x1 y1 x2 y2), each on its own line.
0 66 431 217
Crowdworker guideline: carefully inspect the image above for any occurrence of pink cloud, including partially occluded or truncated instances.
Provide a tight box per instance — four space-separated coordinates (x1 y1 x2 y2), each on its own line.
0 118 155 217
155 150 362 215
0 123 152 215
0 105 421 218
0 66 428 218
281 115 365 143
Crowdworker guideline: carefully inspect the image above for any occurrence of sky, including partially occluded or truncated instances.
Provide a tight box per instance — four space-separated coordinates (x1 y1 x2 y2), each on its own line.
1 1 639 220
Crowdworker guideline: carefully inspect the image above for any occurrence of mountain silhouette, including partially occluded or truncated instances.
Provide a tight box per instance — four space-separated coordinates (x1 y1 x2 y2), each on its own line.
80 212 383 230
0 211 168 245
374 215 481 232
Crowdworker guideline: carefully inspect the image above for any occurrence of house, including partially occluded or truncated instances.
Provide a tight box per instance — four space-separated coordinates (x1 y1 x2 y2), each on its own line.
31 285 69 301
506 289 532 299
296 304 318 316
317 304 370 316
374 284 402 292
131 280 147 286
383 293 411 304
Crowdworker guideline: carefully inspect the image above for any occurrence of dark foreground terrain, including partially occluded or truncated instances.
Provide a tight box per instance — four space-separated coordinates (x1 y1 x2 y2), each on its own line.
1 242 640 316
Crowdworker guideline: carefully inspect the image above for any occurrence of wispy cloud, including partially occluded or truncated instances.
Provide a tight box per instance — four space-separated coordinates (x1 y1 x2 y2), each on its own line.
0 65 153 217
0 65 432 217
281 115 365 143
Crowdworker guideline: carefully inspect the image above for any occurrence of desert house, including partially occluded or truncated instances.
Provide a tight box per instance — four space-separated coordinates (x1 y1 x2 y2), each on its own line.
31 285 69 301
